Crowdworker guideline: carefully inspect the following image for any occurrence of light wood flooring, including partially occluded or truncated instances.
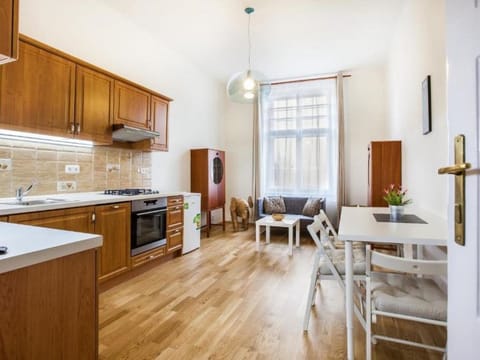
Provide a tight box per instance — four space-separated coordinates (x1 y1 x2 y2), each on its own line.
99 227 446 360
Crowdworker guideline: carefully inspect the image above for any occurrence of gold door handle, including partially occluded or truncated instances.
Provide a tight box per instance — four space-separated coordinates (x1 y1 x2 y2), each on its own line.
438 162 471 175
438 134 468 246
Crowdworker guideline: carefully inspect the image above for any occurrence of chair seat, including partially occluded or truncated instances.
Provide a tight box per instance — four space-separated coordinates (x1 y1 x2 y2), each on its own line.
319 248 366 275
371 272 447 321
330 239 365 249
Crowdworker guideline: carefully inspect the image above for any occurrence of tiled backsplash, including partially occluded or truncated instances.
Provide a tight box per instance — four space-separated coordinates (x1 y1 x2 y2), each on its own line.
0 139 152 197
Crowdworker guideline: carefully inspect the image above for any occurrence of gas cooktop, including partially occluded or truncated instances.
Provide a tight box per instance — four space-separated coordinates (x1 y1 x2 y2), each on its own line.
103 188 160 196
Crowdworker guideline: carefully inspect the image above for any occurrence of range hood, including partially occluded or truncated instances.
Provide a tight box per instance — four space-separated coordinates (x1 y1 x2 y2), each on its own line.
112 124 159 142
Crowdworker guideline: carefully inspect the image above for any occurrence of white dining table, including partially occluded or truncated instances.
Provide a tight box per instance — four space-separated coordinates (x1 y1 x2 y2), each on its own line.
337 206 448 360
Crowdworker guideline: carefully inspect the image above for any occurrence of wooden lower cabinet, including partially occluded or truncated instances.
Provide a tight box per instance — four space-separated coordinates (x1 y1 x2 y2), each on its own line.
95 202 131 282
0 249 97 359
167 203 183 230
167 195 184 253
9 203 131 283
0 216 7 222
167 227 183 253
131 246 165 268
9 206 95 233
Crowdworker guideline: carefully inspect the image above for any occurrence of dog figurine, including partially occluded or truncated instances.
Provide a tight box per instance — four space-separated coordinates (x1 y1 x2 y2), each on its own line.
230 197 251 231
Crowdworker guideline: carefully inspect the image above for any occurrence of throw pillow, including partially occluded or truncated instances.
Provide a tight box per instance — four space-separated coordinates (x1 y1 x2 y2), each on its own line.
263 196 286 214
302 198 322 217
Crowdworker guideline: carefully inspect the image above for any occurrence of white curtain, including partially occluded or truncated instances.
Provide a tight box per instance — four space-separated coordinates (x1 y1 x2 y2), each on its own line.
336 73 346 223
258 78 340 211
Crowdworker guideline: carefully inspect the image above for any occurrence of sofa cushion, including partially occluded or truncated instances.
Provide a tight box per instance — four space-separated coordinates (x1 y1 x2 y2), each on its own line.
263 196 286 214
302 198 323 217
283 197 308 214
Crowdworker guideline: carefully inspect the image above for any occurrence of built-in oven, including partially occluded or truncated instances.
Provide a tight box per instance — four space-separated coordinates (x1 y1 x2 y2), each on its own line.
131 197 167 256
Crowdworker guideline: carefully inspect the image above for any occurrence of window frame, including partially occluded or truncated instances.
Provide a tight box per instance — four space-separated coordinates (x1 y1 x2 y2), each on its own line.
260 84 338 197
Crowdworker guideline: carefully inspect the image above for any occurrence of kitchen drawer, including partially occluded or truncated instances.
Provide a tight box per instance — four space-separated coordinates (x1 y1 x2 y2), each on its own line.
167 195 183 207
167 227 183 253
131 246 165 268
167 205 183 229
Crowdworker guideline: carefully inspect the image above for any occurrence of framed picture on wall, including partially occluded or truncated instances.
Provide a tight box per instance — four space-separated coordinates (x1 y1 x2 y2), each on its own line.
422 75 432 135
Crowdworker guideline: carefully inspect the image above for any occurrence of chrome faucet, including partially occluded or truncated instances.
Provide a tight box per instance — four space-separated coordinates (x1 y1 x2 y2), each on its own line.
15 182 36 202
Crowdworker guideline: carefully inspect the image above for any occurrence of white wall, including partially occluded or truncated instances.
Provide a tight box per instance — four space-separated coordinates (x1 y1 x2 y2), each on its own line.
222 101 254 220
20 0 224 193
344 66 388 206
386 0 447 218
223 65 388 221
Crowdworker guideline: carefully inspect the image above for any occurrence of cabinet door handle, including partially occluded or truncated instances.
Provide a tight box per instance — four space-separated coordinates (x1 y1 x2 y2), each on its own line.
112 205 120 209
76 123 81 134
69 122 75 134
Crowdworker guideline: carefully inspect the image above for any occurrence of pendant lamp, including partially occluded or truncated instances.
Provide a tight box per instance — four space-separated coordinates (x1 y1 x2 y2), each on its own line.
227 7 265 103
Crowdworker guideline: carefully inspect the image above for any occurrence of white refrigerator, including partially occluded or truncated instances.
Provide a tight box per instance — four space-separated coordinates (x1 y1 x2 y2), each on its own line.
182 194 201 254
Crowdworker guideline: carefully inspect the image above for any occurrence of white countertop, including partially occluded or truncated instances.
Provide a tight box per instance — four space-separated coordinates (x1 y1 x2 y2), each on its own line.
0 191 192 216
0 190 198 273
338 206 448 246
0 221 102 274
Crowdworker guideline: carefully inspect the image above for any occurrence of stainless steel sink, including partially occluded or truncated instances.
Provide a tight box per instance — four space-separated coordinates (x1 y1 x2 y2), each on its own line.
0 198 71 206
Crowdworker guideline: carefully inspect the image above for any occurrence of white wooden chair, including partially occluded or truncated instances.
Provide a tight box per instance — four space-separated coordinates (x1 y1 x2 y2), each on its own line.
303 210 368 331
365 250 447 359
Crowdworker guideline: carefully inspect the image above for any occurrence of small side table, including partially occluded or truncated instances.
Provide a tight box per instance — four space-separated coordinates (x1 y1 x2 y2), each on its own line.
255 215 300 256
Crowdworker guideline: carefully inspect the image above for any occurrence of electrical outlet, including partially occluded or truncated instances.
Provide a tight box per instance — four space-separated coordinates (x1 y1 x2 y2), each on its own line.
106 164 120 172
0 159 12 171
140 167 150 175
57 181 77 192
65 164 80 174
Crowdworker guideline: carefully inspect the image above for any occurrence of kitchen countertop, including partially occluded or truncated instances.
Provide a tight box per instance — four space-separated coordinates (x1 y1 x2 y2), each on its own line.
0 191 193 216
0 221 102 274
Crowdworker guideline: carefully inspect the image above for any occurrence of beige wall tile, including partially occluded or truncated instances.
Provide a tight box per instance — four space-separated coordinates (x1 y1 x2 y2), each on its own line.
0 140 151 197
57 150 77 162
12 149 36 160
0 147 12 158
37 150 57 161
77 152 93 163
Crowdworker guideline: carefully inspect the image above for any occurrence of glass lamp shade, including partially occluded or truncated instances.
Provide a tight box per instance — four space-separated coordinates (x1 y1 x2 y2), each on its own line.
226 69 265 103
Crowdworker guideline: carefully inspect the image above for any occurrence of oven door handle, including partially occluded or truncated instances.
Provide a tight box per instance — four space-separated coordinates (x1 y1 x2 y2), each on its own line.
134 209 167 217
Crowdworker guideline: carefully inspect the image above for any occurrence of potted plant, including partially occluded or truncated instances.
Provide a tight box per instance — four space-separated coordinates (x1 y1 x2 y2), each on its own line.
383 184 412 220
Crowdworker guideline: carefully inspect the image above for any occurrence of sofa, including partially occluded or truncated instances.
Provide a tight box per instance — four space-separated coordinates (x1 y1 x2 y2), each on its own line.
256 196 326 231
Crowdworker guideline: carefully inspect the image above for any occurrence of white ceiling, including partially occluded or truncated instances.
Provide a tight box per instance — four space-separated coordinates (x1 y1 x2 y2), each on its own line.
101 0 404 82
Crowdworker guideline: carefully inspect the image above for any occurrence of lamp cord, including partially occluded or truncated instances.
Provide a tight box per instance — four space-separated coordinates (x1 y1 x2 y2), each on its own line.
247 13 251 70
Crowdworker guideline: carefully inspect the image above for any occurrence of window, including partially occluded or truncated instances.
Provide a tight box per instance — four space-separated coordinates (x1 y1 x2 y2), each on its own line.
259 79 338 198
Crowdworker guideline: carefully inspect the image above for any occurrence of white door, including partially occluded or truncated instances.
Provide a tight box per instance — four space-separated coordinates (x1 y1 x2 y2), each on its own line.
445 0 480 357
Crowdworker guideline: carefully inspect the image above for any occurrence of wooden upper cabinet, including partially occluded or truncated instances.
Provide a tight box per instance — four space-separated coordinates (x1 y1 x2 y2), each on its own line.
0 40 75 136
75 66 114 144
114 80 151 130
151 95 169 151
0 0 18 65
0 35 173 147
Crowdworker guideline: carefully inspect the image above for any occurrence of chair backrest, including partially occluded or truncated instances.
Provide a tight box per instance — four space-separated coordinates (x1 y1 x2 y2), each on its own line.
370 250 447 276
308 210 337 250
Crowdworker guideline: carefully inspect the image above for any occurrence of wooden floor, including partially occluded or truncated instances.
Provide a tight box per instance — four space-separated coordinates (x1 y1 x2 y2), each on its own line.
99 227 446 360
